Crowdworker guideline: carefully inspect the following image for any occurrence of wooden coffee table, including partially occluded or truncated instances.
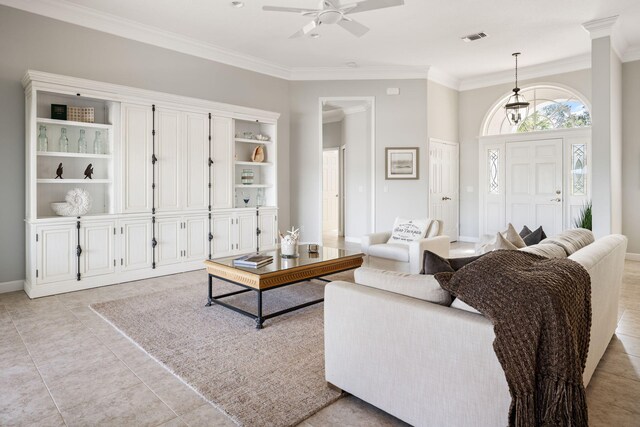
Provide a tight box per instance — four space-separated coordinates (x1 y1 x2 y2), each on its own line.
204 246 364 329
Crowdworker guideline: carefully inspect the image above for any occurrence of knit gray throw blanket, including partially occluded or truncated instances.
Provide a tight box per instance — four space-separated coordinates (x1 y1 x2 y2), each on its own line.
435 250 591 427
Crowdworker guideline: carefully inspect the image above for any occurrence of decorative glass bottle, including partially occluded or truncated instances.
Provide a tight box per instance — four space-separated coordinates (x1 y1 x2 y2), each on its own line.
93 131 103 154
59 128 69 152
38 125 48 152
241 169 254 185
78 129 87 153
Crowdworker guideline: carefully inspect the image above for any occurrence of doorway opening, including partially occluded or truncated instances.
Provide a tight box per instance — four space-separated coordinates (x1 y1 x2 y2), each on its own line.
319 97 375 247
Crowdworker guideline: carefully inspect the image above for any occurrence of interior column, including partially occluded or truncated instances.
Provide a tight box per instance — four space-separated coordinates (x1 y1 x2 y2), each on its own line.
583 16 623 237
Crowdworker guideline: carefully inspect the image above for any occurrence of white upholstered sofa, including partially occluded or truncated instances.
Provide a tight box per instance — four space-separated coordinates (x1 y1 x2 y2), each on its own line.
325 234 627 427
361 219 450 274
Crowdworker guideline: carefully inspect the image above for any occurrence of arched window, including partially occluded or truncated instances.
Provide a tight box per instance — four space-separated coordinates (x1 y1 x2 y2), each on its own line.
483 85 591 136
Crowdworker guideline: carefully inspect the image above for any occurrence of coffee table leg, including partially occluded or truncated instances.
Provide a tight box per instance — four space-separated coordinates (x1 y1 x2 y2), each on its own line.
205 274 213 307
256 290 263 329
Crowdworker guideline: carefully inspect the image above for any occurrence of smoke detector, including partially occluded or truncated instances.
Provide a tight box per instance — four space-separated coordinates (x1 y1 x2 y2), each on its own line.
461 32 488 42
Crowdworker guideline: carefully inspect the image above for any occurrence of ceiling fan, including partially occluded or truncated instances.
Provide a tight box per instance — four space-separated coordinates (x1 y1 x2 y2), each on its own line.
263 0 405 38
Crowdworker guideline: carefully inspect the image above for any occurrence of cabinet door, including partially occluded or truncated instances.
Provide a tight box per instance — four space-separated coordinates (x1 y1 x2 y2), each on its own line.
156 108 181 212
211 214 233 258
258 209 278 251
211 117 233 209
37 223 76 284
81 221 115 278
122 104 152 213
156 217 181 266
120 218 152 272
237 212 257 253
184 215 208 262
184 112 209 211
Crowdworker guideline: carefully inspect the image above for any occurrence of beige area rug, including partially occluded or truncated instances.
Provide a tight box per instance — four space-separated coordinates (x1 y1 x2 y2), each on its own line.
91 270 355 427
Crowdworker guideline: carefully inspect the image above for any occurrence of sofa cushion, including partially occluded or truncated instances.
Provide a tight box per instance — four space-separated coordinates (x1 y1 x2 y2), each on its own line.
354 267 451 305
387 217 431 244
520 243 567 259
422 251 485 275
540 228 595 256
368 243 410 262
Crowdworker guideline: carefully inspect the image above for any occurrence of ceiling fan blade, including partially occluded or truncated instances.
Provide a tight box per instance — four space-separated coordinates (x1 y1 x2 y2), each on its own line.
342 0 404 15
337 18 369 37
289 20 319 39
263 6 320 13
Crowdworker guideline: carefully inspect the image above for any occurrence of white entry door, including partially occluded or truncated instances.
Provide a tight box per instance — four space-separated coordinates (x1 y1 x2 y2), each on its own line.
429 140 459 241
323 149 340 234
506 139 563 236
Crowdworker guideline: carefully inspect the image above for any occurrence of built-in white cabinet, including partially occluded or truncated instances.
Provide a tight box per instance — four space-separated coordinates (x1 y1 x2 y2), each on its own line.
122 103 152 213
258 208 278 251
120 218 152 272
24 71 279 298
81 220 116 278
36 222 77 284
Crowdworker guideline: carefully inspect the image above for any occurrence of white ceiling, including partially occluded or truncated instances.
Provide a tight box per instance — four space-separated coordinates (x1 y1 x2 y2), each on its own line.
4 0 640 88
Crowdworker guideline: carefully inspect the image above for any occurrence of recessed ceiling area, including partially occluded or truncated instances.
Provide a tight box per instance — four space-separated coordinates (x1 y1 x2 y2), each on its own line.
3 0 640 85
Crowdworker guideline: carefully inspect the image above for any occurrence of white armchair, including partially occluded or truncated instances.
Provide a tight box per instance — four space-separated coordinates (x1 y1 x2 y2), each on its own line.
361 220 450 274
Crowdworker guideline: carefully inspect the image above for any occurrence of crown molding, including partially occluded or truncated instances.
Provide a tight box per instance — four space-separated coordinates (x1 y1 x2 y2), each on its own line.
0 0 292 80
582 16 619 39
427 67 461 91
459 54 592 91
289 66 430 81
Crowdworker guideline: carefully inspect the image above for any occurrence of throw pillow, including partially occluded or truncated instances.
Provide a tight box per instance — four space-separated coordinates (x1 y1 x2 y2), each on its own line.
519 225 532 239
494 232 519 250
522 226 547 246
387 217 431 244
540 228 594 256
503 223 527 249
425 220 441 238
421 251 485 275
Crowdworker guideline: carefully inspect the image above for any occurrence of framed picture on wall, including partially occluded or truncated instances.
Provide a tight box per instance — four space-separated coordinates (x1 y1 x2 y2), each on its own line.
385 147 419 179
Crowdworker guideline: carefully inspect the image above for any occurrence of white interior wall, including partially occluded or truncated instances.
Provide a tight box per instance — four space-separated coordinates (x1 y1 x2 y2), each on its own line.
427 80 459 143
322 121 343 149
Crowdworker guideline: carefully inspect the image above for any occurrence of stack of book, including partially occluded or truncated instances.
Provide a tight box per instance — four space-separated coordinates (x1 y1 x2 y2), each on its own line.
233 254 273 268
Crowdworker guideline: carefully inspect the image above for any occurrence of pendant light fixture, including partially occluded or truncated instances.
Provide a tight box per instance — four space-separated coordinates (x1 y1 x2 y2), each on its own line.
505 52 530 125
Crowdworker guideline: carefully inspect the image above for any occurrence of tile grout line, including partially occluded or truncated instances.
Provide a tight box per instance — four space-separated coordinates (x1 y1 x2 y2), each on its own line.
7 305 69 427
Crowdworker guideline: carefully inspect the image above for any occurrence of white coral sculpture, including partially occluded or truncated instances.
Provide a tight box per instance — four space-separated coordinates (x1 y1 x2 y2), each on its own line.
60 188 92 216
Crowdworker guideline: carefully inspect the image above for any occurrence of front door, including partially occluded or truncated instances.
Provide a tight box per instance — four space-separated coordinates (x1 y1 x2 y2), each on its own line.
429 140 459 241
506 139 563 236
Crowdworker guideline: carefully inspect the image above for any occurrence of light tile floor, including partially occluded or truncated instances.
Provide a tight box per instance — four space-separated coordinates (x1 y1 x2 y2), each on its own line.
0 241 639 426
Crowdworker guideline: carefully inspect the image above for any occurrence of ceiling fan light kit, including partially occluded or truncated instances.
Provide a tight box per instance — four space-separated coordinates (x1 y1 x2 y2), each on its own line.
263 0 405 39
505 52 530 125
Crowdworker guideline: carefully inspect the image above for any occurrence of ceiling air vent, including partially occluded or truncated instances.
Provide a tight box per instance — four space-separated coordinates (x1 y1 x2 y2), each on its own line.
462 32 488 42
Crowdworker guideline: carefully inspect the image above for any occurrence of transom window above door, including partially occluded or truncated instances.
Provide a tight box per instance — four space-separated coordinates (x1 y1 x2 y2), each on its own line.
483 85 591 136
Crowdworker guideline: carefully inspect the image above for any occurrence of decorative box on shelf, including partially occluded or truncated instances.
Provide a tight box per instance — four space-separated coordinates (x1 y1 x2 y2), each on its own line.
67 106 95 123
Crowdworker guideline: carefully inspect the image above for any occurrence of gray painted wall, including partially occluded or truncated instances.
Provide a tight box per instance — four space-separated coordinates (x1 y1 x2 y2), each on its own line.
0 5 290 283
289 80 429 243
343 110 371 239
622 60 640 254
322 121 343 148
428 80 459 143
457 69 592 239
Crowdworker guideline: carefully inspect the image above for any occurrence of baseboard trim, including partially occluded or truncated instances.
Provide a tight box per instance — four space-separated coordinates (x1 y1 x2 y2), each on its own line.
626 253 640 261
0 280 25 294
344 236 361 244
458 236 480 243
